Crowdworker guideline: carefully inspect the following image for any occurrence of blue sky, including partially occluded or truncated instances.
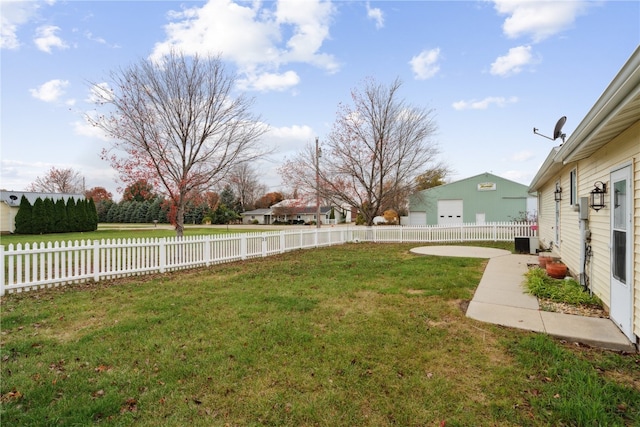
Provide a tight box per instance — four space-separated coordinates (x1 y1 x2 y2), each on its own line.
1 0 639 200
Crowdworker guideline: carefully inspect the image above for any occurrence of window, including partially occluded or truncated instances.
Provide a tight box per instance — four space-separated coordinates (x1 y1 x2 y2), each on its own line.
569 169 577 205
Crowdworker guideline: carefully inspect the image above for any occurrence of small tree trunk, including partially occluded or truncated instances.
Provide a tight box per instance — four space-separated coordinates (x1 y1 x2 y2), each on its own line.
175 203 185 237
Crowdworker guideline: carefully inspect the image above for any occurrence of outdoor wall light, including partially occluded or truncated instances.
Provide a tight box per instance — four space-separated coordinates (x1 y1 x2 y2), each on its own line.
589 181 607 211
554 184 562 202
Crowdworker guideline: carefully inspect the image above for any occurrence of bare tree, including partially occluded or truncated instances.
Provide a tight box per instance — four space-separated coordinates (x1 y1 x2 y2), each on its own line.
226 163 266 211
280 77 441 226
90 50 268 236
27 167 85 193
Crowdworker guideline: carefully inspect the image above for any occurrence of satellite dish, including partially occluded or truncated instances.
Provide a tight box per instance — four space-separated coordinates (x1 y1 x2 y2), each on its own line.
553 116 567 141
533 116 567 143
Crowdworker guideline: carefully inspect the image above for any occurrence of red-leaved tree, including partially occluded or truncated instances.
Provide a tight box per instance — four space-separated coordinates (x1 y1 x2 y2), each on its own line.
85 186 113 203
122 180 156 202
89 50 268 236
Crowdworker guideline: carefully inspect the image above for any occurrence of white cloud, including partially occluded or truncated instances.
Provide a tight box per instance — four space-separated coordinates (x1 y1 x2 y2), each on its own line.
34 25 68 53
490 45 534 76
72 116 111 141
452 96 518 110
366 2 384 29
492 0 589 43
268 124 315 152
501 169 533 185
409 48 441 80
150 0 338 92
0 0 42 50
510 150 534 162
238 70 300 92
29 79 69 102
84 31 119 48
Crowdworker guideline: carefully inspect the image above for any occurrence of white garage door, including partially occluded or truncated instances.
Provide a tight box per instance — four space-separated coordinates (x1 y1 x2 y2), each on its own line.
409 211 427 226
438 200 463 225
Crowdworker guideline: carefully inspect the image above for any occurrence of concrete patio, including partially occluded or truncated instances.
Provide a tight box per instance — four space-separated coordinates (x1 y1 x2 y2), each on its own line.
410 246 636 352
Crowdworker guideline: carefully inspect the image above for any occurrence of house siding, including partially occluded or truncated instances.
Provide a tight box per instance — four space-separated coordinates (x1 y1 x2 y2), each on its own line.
585 124 638 317
0 203 13 234
538 122 639 332
558 169 581 276
531 47 639 344
635 149 640 338
537 185 556 251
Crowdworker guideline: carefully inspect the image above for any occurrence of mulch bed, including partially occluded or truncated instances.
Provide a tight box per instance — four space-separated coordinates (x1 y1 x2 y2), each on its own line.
538 298 608 318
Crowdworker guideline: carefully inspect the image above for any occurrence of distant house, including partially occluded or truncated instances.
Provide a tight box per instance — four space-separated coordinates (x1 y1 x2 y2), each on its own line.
240 208 274 225
529 47 639 344
0 191 86 234
407 172 536 226
240 199 352 225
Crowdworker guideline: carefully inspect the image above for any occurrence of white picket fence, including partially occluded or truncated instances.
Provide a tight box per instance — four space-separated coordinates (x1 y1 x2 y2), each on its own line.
1 222 537 295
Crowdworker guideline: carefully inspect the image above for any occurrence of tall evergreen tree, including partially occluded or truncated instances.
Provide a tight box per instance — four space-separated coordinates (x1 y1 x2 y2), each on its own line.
54 198 68 233
146 198 163 223
95 199 114 223
66 198 78 231
14 196 33 234
32 198 46 234
76 199 89 231
43 197 55 233
87 198 99 230
122 201 138 223
134 201 150 223
106 203 120 223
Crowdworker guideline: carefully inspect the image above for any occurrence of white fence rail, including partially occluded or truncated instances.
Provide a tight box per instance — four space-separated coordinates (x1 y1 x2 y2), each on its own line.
1 222 536 295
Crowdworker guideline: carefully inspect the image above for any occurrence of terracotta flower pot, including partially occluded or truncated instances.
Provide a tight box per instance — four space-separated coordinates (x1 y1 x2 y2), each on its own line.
546 262 567 279
538 253 552 268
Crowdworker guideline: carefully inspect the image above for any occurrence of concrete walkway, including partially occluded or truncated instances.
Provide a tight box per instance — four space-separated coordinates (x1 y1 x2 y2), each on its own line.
410 246 636 352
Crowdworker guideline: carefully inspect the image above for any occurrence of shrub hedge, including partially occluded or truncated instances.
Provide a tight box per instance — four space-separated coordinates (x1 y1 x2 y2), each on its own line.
13 196 98 234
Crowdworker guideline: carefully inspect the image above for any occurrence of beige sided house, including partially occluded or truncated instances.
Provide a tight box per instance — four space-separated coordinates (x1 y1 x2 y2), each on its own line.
529 47 640 345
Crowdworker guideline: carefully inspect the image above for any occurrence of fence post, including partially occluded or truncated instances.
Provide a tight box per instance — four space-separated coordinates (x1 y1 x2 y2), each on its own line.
92 240 100 282
0 246 5 297
205 235 211 267
241 234 247 260
280 231 286 254
314 229 319 247
262 235 267 257
159 238 166 273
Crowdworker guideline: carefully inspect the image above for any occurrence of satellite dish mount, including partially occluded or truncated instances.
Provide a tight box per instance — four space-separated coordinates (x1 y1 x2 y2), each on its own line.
533 116 567 143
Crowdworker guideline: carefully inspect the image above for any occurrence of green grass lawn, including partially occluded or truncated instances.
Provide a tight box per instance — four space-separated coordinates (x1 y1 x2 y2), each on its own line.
1 243 638 426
